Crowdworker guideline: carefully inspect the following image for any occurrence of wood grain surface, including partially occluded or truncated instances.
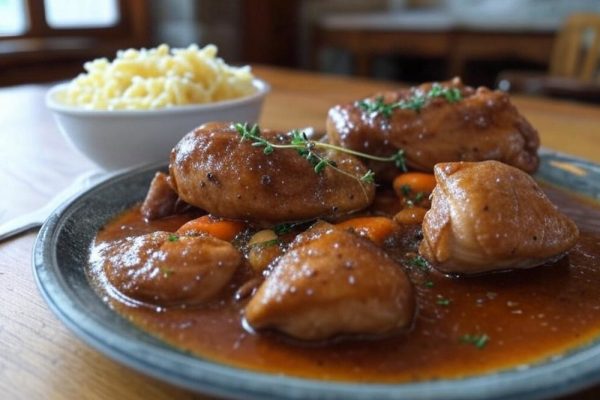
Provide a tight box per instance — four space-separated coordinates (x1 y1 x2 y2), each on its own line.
1 66 600 400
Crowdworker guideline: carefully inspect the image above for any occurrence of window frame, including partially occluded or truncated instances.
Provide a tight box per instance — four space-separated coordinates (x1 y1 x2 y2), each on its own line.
0 0 150 86
1 0 136 39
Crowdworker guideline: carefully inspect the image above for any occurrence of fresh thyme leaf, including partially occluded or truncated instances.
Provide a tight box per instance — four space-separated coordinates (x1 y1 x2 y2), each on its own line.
427 83 444 98
408 255 428 271
263 238 280 247
406 190 426 208
400 184 411 197
314 159 329 174
235 122 250 140
393 150 408 172
357 96 394 117
444 87 462 103
168 234 179 242
291 130 307 146
460 333 490 349
263 145 274 155
305 152 320 167
436 296 451 306
424 280 434 288
414 192 425 204
357 96 398 118
274 223 292 235
401 93 426 112
360 170 375 183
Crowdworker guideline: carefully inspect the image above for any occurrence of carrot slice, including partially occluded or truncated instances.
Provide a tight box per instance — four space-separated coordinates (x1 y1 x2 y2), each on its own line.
393 172 436 199
336 216 396 245
176 215 245 241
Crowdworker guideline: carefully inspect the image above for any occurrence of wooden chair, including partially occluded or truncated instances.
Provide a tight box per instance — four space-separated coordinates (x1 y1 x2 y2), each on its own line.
550 13 600 81
497 13 600 102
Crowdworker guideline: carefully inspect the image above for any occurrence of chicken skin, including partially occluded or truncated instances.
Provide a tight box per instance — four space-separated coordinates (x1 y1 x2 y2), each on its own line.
169 122 375 224
91 232 241 306
327 78 540 180
245 222 415 341
419 161 579 274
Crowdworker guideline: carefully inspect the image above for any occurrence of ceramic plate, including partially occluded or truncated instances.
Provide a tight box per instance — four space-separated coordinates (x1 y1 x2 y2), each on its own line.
33 150 600 400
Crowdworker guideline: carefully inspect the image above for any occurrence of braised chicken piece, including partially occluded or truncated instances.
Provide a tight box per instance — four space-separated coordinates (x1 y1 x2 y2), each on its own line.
327 78 540 180
169 122 375 224
141 172 179 220
90 231 241 306
419 161 579 274
141 172 194 220
245 222 415 341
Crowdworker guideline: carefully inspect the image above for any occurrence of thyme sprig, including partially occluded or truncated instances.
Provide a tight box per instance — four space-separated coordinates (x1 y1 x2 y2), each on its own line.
234 123 407 184
357 83 462 118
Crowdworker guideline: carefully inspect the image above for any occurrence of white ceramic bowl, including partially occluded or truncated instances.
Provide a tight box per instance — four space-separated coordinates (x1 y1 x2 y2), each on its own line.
46 79 270 171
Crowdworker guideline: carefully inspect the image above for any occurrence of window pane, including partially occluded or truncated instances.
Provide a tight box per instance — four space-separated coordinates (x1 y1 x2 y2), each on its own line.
44 0 119 28
0 0 27 36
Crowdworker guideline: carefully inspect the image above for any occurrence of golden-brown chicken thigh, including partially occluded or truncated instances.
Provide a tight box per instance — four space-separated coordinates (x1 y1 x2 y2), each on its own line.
419 161 579 274
169 122 375 224
327 78 539 180
245 222 415 340
91 232 241 305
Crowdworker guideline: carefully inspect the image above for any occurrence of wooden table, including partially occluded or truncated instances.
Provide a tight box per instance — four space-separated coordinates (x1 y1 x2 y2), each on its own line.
1 66 600 400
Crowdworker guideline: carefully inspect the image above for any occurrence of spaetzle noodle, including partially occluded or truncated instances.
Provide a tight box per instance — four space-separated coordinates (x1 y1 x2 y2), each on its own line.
60 44 256 110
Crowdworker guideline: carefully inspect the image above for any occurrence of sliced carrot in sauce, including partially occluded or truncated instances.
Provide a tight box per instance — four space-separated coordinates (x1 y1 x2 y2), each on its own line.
336 216 396 245
176 215 245 241
393 172 436 199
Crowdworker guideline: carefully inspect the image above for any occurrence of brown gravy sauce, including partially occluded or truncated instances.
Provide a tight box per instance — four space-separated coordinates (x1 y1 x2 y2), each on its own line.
88 184 600 382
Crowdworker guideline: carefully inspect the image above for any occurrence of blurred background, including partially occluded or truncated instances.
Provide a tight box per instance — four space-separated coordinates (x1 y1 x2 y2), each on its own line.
2 0 600 103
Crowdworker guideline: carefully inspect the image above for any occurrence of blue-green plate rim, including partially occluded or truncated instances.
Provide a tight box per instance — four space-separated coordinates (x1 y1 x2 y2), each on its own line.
32 148 600 400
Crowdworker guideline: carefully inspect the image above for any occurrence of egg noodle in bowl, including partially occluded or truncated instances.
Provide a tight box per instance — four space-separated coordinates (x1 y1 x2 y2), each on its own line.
59 44 256 110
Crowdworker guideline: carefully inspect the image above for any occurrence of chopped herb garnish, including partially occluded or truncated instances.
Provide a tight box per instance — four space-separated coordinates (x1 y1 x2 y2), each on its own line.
414 192 425 204
357 96 396 118
408 255 429 271
357 83 463 119
405 190 427 208
436 296 452 306
168 234 179 242
234 123 408 189
460 333 490 349
393 149 407 172
274 223 292 235
424 280 434 288
400 184 412 197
